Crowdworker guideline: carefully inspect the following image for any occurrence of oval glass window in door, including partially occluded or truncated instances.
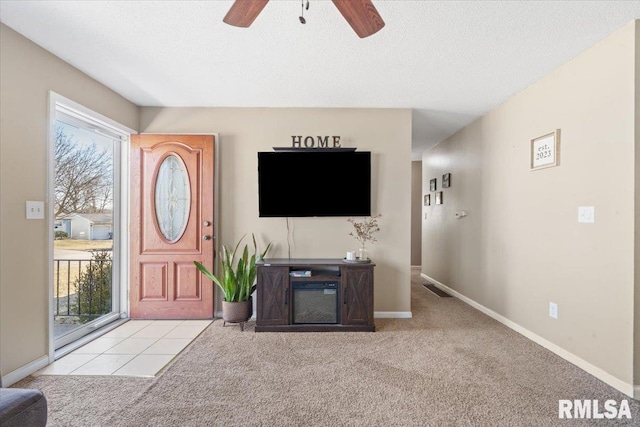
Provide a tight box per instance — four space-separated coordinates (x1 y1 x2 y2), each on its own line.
154 154 191 243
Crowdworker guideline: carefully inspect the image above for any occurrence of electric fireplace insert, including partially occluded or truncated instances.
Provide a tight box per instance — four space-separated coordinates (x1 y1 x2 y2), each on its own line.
292 281 339 324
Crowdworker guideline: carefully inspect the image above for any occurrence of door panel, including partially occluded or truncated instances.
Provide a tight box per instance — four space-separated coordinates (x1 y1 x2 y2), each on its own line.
131 135 215 319
174 262 200 300
140 263 167 300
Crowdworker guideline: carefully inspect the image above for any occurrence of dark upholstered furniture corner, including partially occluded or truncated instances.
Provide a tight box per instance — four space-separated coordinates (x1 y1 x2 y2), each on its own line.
0 377 48 427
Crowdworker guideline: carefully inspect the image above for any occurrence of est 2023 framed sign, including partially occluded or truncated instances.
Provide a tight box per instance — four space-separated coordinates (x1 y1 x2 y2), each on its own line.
531 129 560 171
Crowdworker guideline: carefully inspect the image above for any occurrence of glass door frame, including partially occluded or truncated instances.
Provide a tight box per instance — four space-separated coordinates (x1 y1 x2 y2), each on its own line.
47 92 135 359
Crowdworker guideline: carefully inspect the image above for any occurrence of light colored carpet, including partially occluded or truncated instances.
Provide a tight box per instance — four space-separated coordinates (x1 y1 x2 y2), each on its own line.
15 269 639 426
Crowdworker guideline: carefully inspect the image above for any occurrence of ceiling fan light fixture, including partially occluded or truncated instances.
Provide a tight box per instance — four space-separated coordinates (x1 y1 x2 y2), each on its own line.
223 0 385 38
299 0 307 24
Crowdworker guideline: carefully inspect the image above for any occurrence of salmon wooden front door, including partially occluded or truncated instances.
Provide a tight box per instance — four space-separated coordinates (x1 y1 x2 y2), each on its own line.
130 135 215 319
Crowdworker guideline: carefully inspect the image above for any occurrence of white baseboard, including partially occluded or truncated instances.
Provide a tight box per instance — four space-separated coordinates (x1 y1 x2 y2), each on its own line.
634 386 640 400
374 311 412 319
421 273 635 398
2 355 49 387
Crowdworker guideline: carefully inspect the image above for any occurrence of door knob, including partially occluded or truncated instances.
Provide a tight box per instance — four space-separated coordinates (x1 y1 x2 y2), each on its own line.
203 235 211 241
203 221 211 227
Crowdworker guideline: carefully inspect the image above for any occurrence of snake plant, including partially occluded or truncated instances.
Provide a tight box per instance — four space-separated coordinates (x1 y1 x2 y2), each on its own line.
194 234 271 303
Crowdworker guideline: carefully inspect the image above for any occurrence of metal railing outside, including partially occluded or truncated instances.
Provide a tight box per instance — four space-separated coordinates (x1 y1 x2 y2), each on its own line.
53 258 112 320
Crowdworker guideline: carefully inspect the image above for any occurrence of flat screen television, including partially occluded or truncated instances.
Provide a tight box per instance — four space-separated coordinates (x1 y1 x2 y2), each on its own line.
258 151 371 217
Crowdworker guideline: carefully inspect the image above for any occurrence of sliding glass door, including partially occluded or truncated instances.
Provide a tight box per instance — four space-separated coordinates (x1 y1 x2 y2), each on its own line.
52 105 125 350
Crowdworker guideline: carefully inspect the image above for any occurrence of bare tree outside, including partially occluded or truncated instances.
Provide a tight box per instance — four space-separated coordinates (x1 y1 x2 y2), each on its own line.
54 125 113 217
53 122 115 338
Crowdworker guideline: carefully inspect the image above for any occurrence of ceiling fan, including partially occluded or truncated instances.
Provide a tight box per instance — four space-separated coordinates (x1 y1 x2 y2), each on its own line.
223 0 385 38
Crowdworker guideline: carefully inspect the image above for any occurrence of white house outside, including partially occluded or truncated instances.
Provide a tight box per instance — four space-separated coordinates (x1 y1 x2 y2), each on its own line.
53 218 71 237
57 213 113 240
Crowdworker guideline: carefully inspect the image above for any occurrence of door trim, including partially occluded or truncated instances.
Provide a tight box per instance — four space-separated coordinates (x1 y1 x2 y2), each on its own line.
137 133 221 315
129 134 216 319
47 91 136 363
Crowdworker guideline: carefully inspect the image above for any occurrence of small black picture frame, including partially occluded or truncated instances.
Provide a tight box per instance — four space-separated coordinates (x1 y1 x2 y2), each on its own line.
435 191 443 205
430 178 437 192
424 194 430 206
442 173 451 188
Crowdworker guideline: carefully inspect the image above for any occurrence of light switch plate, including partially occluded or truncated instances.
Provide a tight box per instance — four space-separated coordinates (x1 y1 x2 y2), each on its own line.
578 206 594 223
26 201 45 219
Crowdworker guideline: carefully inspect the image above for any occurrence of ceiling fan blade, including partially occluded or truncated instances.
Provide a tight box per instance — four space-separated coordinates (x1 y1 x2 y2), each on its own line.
331 0 385 38
223 0 270 28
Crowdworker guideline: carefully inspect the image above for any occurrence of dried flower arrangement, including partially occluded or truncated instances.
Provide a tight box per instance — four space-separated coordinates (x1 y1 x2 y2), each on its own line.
348 214 382 256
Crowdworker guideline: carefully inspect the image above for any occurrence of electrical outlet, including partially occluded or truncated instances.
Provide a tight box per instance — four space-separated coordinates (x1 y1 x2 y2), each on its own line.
549 302 558 319
578 206 595 223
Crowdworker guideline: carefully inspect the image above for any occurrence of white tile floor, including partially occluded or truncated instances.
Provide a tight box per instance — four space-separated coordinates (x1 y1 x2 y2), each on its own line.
36 320 211 377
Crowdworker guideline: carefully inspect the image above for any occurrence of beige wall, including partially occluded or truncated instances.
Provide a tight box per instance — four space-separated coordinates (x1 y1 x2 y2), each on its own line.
0 23 411 379
0 24 139 377
411 161 422 266
140 108 412 313
635 21 640 390
422 21 637 389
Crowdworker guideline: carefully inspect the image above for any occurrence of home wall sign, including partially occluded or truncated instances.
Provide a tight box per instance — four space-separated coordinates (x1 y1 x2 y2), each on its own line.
291 135 342 148
531 129 560 170
273 135 356 152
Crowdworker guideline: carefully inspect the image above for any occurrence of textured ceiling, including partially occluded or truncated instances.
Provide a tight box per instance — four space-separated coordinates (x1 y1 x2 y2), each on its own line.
1 1 639 159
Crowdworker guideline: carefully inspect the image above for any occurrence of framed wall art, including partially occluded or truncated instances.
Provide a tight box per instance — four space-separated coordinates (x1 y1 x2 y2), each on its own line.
430 178 437 192
442 173 451 188
435 191 443 205
531 129 560 170
424 194 430 206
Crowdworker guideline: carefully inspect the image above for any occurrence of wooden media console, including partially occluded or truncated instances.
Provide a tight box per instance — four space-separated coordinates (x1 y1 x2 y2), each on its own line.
255 259 375 332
